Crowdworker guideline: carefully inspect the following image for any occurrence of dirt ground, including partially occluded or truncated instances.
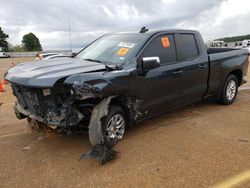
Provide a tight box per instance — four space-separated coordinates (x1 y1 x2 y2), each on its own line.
0 57 250 188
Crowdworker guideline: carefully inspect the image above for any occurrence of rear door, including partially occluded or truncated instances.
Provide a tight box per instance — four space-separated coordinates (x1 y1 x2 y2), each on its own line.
173 33 209 102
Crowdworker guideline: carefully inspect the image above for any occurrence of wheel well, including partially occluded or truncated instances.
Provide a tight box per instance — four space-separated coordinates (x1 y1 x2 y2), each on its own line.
110 97 130 125
216 69 242 100
229 69 242 85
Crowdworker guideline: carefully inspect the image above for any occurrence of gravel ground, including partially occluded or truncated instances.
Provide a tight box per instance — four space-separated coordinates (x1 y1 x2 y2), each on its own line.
0 57 250 188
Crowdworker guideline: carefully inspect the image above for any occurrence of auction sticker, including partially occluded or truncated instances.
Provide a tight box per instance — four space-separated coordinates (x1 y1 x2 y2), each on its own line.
161 37 170 48
117 48 129 56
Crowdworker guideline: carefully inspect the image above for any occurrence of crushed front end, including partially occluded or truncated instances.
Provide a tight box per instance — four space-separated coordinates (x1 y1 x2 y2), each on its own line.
11 82 85 127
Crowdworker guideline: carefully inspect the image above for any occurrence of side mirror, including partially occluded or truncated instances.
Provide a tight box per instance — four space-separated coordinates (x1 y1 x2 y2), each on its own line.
141 57 160 70
71 52 77 57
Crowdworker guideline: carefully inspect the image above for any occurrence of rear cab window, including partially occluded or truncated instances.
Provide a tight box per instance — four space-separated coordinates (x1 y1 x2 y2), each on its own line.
174 34 199 61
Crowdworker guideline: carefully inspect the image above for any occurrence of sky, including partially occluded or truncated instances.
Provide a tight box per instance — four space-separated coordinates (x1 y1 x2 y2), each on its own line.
1 0 250 50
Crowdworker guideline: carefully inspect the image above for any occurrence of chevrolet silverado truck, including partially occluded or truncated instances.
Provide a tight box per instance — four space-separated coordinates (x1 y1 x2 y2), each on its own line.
5 29 249 148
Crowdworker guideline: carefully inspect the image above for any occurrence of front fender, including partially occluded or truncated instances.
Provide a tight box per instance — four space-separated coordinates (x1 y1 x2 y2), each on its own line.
64 70 137 97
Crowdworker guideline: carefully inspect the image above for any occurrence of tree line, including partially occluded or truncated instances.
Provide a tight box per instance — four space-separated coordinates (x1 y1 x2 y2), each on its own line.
0 27 42 52
216 34 250 43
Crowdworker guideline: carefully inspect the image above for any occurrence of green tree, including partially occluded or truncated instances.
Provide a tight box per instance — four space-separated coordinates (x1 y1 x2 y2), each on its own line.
216 34 250 42
0 27 9 51
9 44 26 52
22 33 42 51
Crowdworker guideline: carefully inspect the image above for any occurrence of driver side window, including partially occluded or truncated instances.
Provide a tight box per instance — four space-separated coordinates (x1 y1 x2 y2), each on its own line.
142 35 177 65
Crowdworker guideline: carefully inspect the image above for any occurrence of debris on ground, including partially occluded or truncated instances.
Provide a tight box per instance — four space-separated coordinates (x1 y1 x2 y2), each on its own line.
79 137 118 165
38 136 43 141
22 146 31 151
238 139 249 142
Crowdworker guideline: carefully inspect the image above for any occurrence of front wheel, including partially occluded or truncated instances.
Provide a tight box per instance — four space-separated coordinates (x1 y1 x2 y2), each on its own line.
103 106 126 141
218 75 239 105
27 118 45 130
88 105 126 146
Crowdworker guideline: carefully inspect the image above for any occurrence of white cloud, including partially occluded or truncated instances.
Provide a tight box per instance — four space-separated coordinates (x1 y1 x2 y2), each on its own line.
1 0 250 49
175 0 250 41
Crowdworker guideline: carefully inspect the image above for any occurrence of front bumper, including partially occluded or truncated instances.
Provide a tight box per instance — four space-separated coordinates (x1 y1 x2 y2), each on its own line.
14 101 84 127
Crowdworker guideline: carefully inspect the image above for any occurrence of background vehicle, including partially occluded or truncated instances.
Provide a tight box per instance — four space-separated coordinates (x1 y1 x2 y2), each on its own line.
36 53 59 60
43 54 71 60
242 39 250 48
0 52 10 58
5 29 249 148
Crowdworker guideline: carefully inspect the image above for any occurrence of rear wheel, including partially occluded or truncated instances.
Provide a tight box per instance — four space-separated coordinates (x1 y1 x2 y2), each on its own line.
218 75 239 105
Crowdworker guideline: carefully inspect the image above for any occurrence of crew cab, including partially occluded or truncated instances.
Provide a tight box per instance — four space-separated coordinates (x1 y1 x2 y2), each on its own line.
5 29 249 147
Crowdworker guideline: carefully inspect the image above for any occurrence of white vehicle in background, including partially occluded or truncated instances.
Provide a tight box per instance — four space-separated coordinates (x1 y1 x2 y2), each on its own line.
242 40 250 55
43 54 71 60
212 40 224 47
242 40 250 48
40 53 59 59
0 52 10 58
35 53 59 60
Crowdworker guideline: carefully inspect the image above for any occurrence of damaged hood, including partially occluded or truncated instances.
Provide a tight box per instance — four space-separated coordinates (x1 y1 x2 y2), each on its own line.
5 57 106 87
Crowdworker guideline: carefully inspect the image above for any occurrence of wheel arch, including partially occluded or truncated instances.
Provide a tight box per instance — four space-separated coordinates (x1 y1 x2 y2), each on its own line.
109 96 132 127
216 69 242 101
228 69 242 85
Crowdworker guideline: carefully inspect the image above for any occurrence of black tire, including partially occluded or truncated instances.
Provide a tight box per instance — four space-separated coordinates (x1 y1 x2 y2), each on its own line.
102 105 126 138
27 118 45 130
218 75 239 105
88 105 126 146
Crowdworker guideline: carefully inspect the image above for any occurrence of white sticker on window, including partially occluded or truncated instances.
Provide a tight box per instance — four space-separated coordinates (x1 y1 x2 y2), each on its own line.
118 42 135 48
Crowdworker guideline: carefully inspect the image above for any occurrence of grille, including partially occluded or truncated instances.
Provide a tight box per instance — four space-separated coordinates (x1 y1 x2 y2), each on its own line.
12 85 28 108
12 85 39 113
11 84 70 121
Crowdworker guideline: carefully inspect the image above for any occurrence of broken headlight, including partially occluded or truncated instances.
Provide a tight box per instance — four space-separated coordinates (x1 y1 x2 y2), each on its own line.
72 81 103 99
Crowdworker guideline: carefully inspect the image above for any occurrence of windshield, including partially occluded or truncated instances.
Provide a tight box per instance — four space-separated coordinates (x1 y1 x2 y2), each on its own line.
75 34 147 66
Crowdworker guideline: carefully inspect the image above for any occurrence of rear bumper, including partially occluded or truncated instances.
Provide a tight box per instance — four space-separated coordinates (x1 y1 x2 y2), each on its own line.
242 75 248 84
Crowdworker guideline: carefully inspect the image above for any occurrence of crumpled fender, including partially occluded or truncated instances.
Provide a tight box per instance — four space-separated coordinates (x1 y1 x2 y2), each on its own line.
64 69 137 97
64 68 144 122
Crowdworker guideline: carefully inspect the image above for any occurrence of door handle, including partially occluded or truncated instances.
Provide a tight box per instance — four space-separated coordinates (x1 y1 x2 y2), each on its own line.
172 70 183 74
172 70 183 77
199 64 207 69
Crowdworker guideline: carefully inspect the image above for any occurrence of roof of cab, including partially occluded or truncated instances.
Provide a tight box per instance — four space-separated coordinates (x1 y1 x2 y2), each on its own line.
112 28 199 36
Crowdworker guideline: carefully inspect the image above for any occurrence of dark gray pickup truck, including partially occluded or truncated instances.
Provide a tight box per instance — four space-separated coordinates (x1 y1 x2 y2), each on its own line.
5 29 249 153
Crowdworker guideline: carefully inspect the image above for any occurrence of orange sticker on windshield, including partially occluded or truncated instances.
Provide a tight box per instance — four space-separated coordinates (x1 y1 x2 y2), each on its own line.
117 48 129 56
161 37 170 48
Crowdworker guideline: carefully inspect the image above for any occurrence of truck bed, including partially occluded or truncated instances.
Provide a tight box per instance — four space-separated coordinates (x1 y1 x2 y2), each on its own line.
206 47 249 97
207 47 239 54
208 47 248 62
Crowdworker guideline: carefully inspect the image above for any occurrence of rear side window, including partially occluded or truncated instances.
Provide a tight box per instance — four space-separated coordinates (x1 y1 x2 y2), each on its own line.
141 35 176 65
175 34 199 61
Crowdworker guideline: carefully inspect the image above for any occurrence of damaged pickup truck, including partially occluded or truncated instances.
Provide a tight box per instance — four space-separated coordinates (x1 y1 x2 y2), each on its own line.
5 29 249 163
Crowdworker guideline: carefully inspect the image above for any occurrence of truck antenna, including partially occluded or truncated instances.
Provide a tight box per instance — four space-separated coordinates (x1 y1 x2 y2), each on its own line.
68 18 72 54
139 26 149 33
